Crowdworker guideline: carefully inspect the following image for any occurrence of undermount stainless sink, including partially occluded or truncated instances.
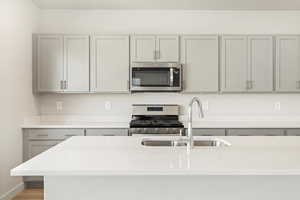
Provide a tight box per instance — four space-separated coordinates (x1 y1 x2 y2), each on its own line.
141 138 231 147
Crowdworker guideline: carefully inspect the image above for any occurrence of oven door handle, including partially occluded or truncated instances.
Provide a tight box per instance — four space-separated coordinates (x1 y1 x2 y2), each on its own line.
170 68 174 87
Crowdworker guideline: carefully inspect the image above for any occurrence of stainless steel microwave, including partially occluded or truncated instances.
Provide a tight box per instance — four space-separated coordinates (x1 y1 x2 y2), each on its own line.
130 62 182 92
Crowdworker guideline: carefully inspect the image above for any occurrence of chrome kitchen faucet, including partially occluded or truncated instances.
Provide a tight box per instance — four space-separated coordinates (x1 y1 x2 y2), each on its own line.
187 97 205 148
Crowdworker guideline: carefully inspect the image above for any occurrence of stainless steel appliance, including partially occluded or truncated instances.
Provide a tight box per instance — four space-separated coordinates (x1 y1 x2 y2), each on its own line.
130 62 182 92
129 104 184 136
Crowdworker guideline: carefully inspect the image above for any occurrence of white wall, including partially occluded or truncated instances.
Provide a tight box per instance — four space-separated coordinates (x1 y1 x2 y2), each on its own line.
38 10 300 34
37 10 300 119
0 0 39 198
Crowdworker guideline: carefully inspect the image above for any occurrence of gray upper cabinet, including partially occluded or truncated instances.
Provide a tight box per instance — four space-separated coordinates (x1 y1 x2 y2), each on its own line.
91 35 130 93
131 35 179 62
221 35 248 92
221 35 274 92
275 35 300 92
34 34 90 93
131 35 156 62
156 35 179 62
64 35 90 92
181 35 219 92
23 128 85 183
35 35 64 92
247 36 274 92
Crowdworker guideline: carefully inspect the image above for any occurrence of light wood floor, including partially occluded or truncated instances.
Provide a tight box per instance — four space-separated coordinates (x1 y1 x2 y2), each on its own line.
11 189 43 200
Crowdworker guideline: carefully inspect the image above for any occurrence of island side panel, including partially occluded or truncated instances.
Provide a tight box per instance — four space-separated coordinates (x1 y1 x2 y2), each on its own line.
44 175 300 200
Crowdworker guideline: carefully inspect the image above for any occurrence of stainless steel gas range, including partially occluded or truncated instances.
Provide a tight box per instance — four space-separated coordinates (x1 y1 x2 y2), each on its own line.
129 104 184 136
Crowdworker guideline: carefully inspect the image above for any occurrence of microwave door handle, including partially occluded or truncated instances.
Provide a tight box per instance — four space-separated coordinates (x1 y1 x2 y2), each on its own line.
170 68 174 87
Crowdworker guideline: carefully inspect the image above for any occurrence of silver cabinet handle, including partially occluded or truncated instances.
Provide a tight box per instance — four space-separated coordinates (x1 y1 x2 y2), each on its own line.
246 81 250 90
37 134 49 137
153 51 160 60
246 81 253 90
156 51 160 59
297 81 300 89
64 81 68 90
60 81 64 90
249 81 253 89
65 134 76 137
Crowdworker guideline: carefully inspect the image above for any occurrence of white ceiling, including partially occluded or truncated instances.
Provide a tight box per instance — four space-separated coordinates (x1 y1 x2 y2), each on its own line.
32 0 300 10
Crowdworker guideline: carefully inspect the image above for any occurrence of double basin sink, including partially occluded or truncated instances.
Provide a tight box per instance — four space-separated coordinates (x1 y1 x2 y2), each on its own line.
141 138 231 147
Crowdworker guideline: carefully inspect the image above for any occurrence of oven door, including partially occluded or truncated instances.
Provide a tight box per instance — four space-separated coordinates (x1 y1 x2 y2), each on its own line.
130 65 182 92
129 128 184 137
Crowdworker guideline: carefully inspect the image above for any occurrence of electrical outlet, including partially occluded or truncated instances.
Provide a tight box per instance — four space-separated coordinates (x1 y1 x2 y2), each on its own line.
105 101 112 111
274 102 281 111
203 101 209 111
56 101 63 112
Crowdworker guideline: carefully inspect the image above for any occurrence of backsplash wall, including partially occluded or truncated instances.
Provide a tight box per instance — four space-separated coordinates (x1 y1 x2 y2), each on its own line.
37 10 300 119
39 93 300 118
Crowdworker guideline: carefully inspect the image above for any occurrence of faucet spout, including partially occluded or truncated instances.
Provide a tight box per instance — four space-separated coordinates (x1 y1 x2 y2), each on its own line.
187 97 204 148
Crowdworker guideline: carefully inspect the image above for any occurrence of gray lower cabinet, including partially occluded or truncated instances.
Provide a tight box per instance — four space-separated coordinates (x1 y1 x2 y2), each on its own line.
191 129 226 136
23 129 85 185
86 129 129 136
286 129 300 136
226 129 285 136
24 140 60 183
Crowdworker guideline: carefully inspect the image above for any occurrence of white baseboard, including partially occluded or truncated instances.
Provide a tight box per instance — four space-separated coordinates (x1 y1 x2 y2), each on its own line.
0 182 24 200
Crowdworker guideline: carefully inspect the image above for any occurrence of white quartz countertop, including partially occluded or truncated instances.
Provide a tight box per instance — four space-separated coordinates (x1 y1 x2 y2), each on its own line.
11 136 300 176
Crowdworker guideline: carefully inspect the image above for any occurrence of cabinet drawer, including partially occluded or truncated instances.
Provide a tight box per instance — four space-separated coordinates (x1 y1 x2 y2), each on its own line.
190 129 226 136
27 129 85 140
86 129 128 136
286 129 300 136
227 129 285 136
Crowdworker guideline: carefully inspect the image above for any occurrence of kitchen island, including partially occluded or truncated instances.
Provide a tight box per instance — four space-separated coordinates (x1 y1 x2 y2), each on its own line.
11 136 300 200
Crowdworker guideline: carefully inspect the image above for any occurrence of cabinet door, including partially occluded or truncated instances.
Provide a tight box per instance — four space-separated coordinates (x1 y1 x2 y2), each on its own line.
286 129 300 136
276 36 300 92
181 35 219 92
227 129 284 136
192 129 226 136
64 35 90 92
24 140 60 183
248 36 274 92
221 36 248 92
156 35 179 62
86 129 128 136
131 35 156 62
28 141 60 160
36 35 64 92
91 35 130 93
27 129 85 140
